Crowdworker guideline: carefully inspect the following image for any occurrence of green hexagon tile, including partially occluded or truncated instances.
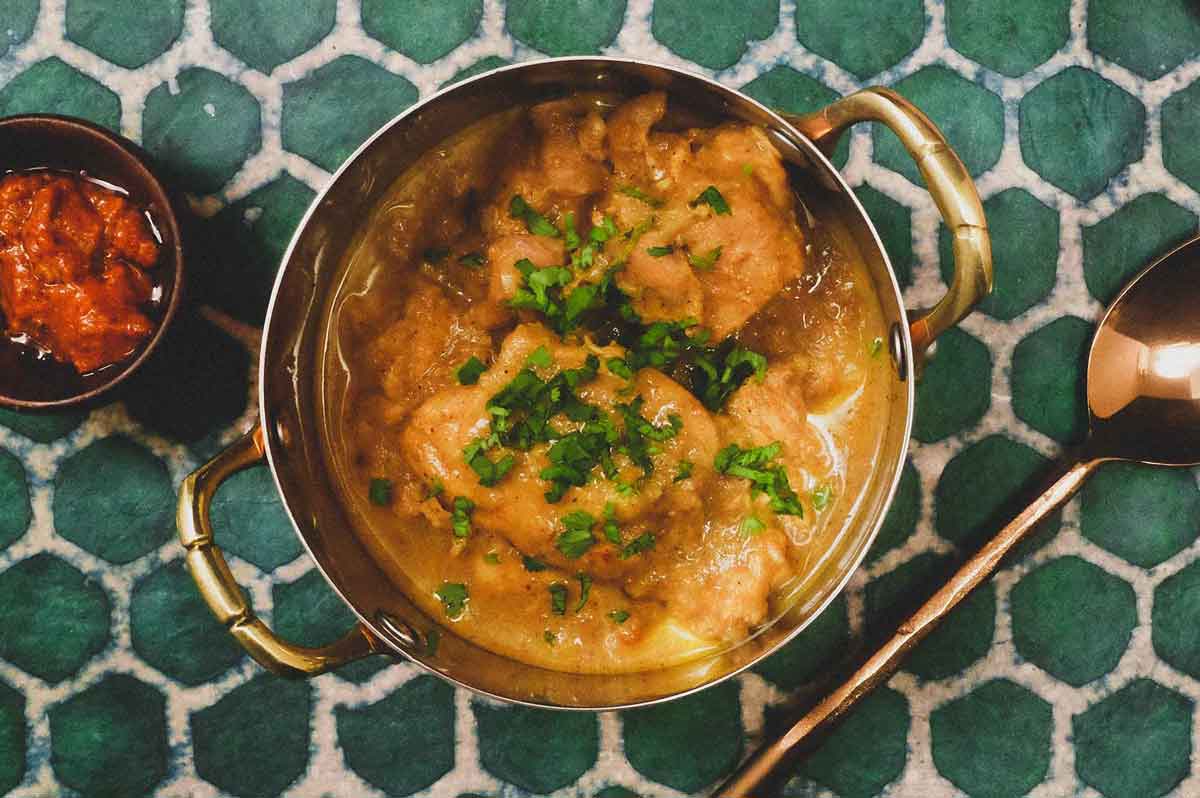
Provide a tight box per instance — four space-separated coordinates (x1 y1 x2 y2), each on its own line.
1 1 1200 796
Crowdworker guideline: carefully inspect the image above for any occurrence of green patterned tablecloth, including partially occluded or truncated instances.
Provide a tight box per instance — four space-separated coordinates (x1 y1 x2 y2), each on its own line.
2 1 1200 796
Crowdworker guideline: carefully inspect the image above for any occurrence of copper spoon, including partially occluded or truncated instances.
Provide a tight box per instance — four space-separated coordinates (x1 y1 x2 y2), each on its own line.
719 236 1200 796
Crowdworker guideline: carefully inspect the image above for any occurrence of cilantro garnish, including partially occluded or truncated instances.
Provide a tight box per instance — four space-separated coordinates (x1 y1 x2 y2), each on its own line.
549 582 568 615
690 185 731 215
466 449 515 487
618 185 664 207
450 497 475 538
456 356 487 385
869 337 884 358
620 532 656 559
424 479 444 499
615 396 681 473
575 572 593 611
523 555 548 572
526 345 553 369
509 195 559 237
646 245 674 257
544 629 557 645
368 478 393 506
688 245 722 271
691 340 767 411
458 251 486 269
813 484 832 511
602 502 621 544
606 357 633 379
740 516 766 536
423 246 450 263
673 460 694 482
714 442 804 516
608 609 630 624
563 211 581 250
435 582 469 618
483 551 500 564
556 511 597 559
742 163 755 176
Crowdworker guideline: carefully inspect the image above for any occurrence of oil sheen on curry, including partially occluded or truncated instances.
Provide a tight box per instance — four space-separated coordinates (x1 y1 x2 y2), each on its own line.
321 92 890 674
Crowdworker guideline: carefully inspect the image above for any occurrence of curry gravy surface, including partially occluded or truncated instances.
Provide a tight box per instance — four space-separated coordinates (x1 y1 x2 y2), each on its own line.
319 93 890 674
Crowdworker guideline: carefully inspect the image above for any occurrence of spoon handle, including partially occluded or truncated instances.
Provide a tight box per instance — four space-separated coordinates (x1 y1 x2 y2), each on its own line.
717 457 1101 797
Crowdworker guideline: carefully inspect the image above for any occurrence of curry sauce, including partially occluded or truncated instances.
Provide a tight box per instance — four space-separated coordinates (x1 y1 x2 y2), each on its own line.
319 92 890 674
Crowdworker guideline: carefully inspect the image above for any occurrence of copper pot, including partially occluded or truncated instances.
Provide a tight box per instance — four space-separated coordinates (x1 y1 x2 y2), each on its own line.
177 57 991 709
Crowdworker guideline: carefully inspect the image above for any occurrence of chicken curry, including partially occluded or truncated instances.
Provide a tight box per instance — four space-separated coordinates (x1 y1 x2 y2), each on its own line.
320 92 891 674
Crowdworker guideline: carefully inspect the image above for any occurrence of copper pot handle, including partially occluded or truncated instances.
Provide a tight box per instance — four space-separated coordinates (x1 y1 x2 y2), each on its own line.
177 424 382 677
783 87 993 363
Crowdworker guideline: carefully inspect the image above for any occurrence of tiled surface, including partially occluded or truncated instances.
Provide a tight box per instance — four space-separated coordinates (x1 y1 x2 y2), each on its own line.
1 1 1200 796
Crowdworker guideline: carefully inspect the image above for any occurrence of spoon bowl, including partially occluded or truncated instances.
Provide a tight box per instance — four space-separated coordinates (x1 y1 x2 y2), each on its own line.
721 236 1200 796
1088 236 1200 466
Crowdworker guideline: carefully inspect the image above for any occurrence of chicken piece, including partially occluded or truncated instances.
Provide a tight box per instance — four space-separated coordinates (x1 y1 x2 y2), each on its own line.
482 98 610 239
401 324 720 577
366 280 492 423
602 93 807 338
469 233 567 329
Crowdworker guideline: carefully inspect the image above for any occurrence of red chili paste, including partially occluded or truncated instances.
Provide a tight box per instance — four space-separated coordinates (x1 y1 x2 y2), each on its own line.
0 171 161 374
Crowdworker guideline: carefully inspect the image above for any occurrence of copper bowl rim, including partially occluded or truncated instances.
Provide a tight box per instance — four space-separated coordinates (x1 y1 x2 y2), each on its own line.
0 113 185 411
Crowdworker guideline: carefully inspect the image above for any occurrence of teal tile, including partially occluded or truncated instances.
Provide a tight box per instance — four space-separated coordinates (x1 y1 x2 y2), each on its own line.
855 184 912 286
192 675 312 797
1011 316 1093 444
506 0 626 56
1073 680 1192 798
740 65 847 168
211 0 335 73
66 0 182 68
1163 80 1200 193
912 327 992 443
443 56 512 87
0 0 37 58
798 687 909 797
337 676 456 794
1082 193 1197 305
931 680 1052 798
53 436 172 564
866 459 920 564
1019 67 1145 201
363 0 482 64
753 594 848 689
1153 561 1200 679
0 407 85 444
652 0 778 70
49 675 168 797
0 554 110 683
1088 0 1200 79
0 680 23 795
474 701 599 793
946 0 1069 76
1011 556 1136 686
623 680 742 792
0 57 120 131
0 448 30 553
1080 462 1200 568
795 0 924 79
209 464 302 572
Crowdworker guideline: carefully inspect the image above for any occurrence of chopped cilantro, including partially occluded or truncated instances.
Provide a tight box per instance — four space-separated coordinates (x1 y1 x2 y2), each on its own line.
563 211 581 250
687 245 722 271
606 357 633 380
615 395 681 474
368 478 393 506
483 551 501 565
690 185 731 215
618 185 664 207
467 450 515 487
526 345 553 369
458 251 486 269
575 572 593 612
869 337 884 358
556 511 597 559
549 582 568 615
691 340 768 411
742 163 755 176
424 479 444 499
740 516 766 536
673 460 694 482
589 215 619 244
602 502 622 544
423 246 450 263
522 555 548 572
435 582 468 619
620 532 656 559
608 609 630 624
456 356 487 385
544 629 557 645
613 479 638 497
714 442 804 516
813 484 833 511
509 195 559 237
450 496 475 538
646 244 674 257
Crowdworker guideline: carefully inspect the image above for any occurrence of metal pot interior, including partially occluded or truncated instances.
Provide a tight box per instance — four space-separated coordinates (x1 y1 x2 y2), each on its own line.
259 57 914 709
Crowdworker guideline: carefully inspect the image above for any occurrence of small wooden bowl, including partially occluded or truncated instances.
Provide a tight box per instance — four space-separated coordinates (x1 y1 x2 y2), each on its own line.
0 114 185 410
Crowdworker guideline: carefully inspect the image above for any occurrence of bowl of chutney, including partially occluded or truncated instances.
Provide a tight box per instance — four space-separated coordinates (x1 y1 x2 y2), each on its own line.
0 114 184 409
